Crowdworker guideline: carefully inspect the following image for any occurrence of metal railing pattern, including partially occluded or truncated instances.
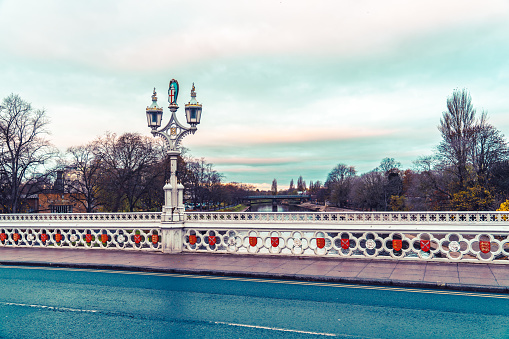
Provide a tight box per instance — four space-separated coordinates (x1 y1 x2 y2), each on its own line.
0 226 162 251
186 211 509 225
0 213 163 251
182 227 509 263
0 211 508 262
0 212 161 223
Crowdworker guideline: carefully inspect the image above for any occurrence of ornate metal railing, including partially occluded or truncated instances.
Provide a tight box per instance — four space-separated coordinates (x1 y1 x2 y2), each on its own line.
185 211 509 225
181 227 509 263
0 212 161 223
0 227 162 251
183 211 509 263
0 213 162 251
0 211 509 262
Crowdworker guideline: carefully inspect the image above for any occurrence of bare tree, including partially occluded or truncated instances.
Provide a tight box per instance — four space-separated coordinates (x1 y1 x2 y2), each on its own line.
437 89 477 188
66 143 103 212
93 132 162 212
350 171 386 211
326 163 356 208
378 157 401 174
271 178 277 195
470 112 508 185
377 158 403 210
288 179 295 194
297 175 306 192
186 158 222 210
0 94 57 213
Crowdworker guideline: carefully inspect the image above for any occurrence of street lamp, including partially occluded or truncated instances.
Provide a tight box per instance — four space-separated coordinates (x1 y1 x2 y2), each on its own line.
146 79 202 221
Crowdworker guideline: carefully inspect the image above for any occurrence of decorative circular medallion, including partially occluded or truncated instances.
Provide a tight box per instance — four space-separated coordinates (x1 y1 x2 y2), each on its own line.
117 235 125 244
449 241 460 252
366 239 376 250
228 237 235 246
294 238 302 247
70 235 78 242
27 234 35 241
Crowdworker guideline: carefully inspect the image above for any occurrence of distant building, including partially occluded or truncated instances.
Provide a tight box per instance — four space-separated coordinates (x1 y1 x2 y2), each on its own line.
24 170 87 213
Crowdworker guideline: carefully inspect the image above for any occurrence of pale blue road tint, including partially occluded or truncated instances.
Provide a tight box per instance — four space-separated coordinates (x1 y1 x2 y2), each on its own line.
0 265 508 338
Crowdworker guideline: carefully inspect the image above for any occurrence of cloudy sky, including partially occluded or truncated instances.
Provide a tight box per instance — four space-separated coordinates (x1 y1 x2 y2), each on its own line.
1 0 509 190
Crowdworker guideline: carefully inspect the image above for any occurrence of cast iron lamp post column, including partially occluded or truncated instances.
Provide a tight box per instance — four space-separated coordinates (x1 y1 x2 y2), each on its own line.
146 80 202 222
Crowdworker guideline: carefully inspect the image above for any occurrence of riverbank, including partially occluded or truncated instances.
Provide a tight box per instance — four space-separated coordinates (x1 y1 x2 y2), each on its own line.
296 202 354 212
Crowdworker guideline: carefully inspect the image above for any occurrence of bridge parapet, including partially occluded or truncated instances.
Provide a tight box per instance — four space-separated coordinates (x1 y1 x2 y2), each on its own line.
0 212 161 224
0 212 163 252
0 211 509 264
185 211 509 228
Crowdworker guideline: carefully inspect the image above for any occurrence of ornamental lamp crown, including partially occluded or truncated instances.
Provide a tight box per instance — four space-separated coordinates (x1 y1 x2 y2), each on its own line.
146 88 163 129
185 83 202 126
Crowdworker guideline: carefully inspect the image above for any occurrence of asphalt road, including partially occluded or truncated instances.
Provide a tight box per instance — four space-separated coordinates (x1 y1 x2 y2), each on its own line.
0 265 508 338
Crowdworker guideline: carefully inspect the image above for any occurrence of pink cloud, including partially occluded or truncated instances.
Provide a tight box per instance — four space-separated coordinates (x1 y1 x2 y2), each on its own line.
190 126 396 147
206 157 300 166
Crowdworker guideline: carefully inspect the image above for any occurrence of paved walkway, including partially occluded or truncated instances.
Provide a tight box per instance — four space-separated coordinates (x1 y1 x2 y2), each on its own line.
0 247 508 293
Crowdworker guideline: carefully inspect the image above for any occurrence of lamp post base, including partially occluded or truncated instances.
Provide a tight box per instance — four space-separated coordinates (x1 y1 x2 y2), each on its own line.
160 224 184 253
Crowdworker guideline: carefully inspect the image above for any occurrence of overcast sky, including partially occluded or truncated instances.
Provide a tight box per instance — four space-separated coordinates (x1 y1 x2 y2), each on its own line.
1 0 509 190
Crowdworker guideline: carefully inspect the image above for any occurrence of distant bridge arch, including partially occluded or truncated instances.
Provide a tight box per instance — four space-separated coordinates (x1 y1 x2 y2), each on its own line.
243 195 311 202
242 195 311 212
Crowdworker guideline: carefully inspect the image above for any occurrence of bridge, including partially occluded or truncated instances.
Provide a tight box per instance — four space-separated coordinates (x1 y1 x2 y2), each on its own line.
0 211 508 264
242 195 311 211
243 195 311 201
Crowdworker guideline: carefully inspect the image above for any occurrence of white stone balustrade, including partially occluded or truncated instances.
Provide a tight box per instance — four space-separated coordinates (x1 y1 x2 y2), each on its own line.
0 211 508 263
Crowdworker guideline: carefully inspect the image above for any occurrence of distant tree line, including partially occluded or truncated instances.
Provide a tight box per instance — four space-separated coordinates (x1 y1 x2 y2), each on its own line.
3 88 509 212
273 89 509 211
0 94 253 213
318 89 509 211
65 137 254 212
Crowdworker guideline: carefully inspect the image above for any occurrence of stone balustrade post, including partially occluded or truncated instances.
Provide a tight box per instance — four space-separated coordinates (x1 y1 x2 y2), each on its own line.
160 222 184 253
162 181 173 222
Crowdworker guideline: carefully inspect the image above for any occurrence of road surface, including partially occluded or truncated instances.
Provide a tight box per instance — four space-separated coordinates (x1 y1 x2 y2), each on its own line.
0 265 508 338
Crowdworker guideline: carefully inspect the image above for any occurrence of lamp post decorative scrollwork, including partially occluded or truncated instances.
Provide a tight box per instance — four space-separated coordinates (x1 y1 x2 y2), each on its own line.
146 80 202 222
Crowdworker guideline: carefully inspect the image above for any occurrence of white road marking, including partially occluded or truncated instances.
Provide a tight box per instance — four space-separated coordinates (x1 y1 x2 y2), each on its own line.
213 321 339 337
1 301 98 313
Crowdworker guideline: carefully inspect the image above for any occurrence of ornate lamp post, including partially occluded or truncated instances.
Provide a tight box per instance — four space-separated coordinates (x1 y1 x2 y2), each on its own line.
146 79 202 222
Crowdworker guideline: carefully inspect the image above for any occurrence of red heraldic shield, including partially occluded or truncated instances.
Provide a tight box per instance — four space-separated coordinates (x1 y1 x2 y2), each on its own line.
101 234 108 243
0 233 6 241
393 239 402 251
249 237 257 247
55 233 62 243
134 234 141 244
152 234 158 244
86 234 92 243
480 240 491 254
271 237 279 247
316 238 325 249
208 236 216 246
341 239 350 250
41 234 48 243
420 240 430 252
13 233 20 241
189 235 197 245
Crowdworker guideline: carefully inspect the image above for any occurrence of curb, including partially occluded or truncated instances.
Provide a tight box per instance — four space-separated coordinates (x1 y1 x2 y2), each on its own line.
1 260 507 294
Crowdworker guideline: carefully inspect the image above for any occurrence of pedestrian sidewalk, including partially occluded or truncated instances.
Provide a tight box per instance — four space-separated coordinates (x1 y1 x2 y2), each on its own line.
0 247 508 293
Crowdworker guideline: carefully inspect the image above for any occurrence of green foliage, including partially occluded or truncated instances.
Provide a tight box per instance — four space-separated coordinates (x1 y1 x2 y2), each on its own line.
218 204 248 212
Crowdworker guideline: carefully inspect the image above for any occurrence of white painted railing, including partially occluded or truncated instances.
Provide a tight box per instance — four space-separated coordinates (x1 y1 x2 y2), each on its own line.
183 211 509 263
0 213 162 251
0 211 508 263
185 211 509 225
